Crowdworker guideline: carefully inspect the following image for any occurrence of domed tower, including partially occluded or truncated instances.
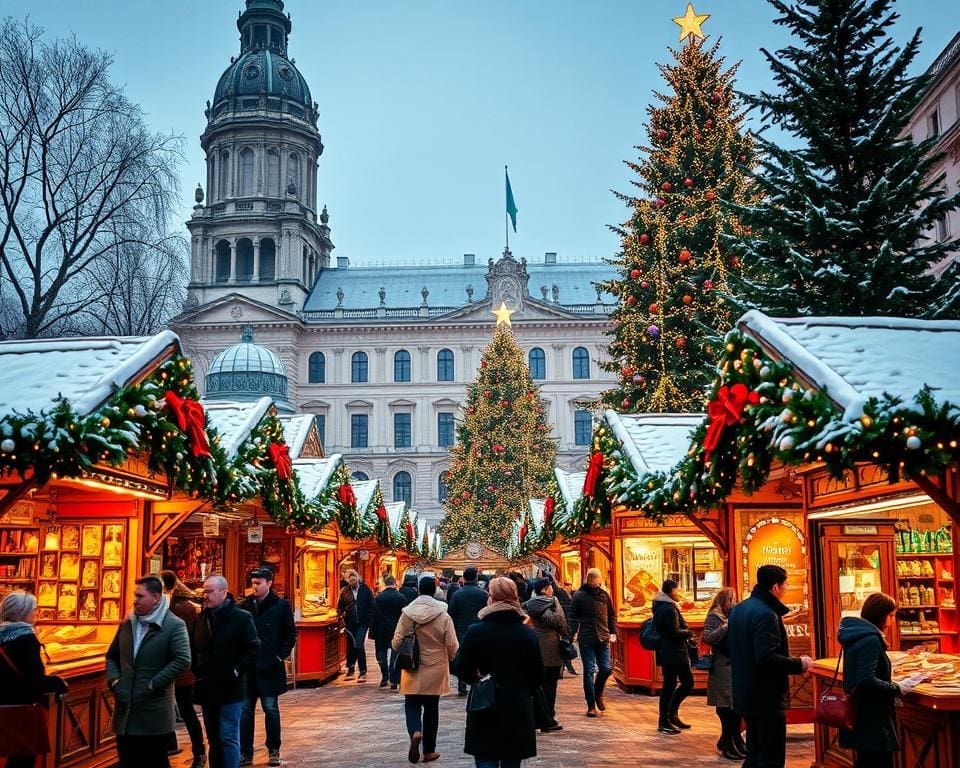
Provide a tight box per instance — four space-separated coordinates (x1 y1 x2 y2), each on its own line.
185 0 333 313
205 326 294 412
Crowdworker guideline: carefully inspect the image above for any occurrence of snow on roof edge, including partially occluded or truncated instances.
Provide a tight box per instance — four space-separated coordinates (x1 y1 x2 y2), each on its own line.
292 453 343 500
738 310 865 418
603 409 650 474
71 331 181 416
280 414 315 459
205 396 274 458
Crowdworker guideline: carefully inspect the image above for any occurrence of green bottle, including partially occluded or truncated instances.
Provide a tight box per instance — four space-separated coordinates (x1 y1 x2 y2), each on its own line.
910 527 921 554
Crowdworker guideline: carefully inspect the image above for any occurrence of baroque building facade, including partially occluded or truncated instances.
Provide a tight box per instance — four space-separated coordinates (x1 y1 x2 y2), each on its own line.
171 0 617 525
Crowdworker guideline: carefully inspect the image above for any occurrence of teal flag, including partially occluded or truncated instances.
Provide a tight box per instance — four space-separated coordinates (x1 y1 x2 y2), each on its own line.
505 167 518 233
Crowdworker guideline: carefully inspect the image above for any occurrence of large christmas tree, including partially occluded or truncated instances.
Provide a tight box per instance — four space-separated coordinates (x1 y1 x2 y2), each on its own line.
601 9 755 413
440 305 557 552
727 0 960 317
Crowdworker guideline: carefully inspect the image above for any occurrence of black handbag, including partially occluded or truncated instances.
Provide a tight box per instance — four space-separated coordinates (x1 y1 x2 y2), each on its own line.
466 674 496 712
395 622 420 671
558 638 578 662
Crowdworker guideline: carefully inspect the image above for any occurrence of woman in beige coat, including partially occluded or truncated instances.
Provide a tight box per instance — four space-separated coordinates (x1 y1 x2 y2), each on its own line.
392 575 459 764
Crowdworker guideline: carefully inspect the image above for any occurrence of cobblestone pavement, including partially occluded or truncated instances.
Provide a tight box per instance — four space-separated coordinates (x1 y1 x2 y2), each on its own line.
173 663 814 767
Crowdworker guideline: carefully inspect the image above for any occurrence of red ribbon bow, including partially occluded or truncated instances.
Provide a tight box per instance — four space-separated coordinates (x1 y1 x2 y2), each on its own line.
338 483 356 507
164 391 211 458
703 383 760 461
543 496 555 526
583 451 604 497
268 442 292 480
406 522 415 543
519 522 528 543
376 504 387 522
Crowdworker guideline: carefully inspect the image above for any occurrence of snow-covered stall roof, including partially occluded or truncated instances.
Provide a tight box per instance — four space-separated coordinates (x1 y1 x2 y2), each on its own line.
529 498 546 528
385 501 406 531
351 479 381 515
739 311 960 420
203 397 274 458
603 411 704 475
554 468 586 516
279 414 318 459
293 455 343 500
0 332 180 417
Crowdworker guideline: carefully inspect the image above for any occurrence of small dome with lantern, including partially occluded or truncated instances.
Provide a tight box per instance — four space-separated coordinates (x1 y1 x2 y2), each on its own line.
205 326 293 412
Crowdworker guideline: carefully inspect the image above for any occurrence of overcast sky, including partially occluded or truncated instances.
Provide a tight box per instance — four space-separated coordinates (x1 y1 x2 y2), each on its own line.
2 1 955 266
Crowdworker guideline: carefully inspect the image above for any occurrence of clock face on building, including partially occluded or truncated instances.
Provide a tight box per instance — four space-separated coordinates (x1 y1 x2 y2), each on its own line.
465 542 482 559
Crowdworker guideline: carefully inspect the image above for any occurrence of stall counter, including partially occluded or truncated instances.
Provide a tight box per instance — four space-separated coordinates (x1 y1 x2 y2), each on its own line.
812 657 960 768
613 618 709 694
294 616 343 683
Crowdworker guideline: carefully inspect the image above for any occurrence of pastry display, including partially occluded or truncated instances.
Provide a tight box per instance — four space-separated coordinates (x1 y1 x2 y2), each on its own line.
891 650 960 688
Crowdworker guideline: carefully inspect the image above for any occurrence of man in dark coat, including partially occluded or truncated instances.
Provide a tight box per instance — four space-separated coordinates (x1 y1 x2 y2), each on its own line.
238 568 297 767
399 573 419 603
652 579 694 735
728 565 812 768
106 575 191 768
371 575 408 689
569 567 616 717
337 569 374 682
192 575 261 768
447 566 489 695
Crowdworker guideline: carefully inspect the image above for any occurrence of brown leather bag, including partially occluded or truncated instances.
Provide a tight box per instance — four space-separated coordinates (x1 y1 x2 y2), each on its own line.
0 645 52 756
815 649 856 731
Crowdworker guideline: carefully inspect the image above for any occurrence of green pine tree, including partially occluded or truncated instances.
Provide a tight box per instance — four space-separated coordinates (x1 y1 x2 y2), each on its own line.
727 0 960 317
601 38 755 413
439 323 557 553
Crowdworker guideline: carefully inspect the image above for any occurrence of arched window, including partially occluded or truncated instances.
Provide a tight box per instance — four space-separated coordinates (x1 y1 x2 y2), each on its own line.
351 351 368 383
236 238 254 282
287 152 300 197
239 148 255 197
307 352 325 384
438 472 449 503
218 150 230 199
572 347 591 379
574 410 593 446
351 471 369 482
394 350 411 382
528 347 546 380
393 471 412 507
215 240 231 283
266 149 281 197
259 238 276 281
437 349 454 381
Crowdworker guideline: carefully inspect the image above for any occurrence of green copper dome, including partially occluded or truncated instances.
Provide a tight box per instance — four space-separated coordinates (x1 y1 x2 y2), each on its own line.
209 0 316 125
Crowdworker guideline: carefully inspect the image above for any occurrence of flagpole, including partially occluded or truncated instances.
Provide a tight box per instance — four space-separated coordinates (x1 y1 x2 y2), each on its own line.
505 164 509 252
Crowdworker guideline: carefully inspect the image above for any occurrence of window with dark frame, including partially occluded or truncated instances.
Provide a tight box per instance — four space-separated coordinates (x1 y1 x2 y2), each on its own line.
351 351 368 383
438 412 455 448
437 349 455 381
394 412 412 448
350 413 368 448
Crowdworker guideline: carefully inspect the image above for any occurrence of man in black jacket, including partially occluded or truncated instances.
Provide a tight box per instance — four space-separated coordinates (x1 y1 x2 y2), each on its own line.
371 575 408 689
399 573 419 603
551 578 577 675
569 568 616 717
239 568 297 767
337 569 374 682
192 576 261 768
728 565 812 768
448 566 489 695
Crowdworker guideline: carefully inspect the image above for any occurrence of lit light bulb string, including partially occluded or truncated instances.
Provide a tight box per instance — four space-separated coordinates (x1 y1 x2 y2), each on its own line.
571 331 960 533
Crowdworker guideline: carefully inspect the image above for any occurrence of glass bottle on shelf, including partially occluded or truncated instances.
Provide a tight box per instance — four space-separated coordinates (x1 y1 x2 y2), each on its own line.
910 526 922 554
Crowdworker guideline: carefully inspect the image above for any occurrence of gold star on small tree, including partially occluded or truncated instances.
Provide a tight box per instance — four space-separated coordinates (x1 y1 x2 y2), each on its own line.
673 3 710 42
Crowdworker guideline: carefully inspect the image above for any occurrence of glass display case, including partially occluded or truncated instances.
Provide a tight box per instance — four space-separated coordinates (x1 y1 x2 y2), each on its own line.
163 534 225 589
560 550 581 594
296 544 336 621
837 542 882 618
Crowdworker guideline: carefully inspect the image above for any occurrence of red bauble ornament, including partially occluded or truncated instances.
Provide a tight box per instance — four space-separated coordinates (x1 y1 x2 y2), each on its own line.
487 485 495 493
627 295 638 306
703 279 715 290
640 281 650 289
501 400 510 408
661 181 672 192
639 233 651 245
682 294 693 305
705 119 714 129
461 491 471 499
730 256 741 268
655 128 668 140
679 249 692 263
453 498 461 506
630 268 641 280
683 177 694 188
655 198 666 209
480 359 486 367
743 226 752 236
676 336 687 349
648 303 659 314
711 88 722 102
484 390 492 398
705 190 717 202
621 398 631 409
621 365 634 377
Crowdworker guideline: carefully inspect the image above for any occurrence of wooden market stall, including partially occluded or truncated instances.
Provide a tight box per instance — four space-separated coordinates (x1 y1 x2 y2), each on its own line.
0 332 204 768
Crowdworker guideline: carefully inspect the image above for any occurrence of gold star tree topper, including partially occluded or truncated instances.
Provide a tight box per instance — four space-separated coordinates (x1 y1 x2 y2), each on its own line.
492 302 515 326
673 3 710 42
